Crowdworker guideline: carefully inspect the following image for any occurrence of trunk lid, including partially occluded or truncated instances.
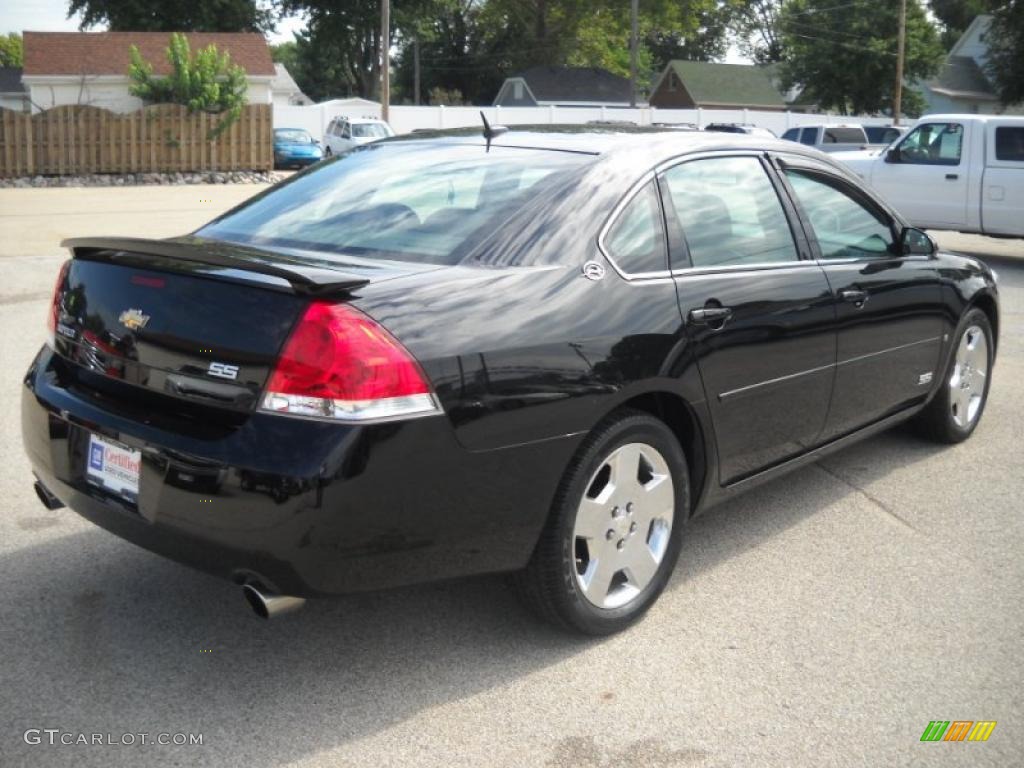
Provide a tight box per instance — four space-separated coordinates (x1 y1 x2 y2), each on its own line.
53 236 431 414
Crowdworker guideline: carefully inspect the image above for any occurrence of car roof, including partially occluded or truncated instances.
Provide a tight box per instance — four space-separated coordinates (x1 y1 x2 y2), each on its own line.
389 124 806 159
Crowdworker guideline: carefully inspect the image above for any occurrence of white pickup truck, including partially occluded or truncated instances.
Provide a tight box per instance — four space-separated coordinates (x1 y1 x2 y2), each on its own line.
834 114 1024 238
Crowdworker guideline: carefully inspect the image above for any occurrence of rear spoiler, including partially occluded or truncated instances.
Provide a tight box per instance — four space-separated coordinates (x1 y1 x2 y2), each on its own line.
62 236 370 297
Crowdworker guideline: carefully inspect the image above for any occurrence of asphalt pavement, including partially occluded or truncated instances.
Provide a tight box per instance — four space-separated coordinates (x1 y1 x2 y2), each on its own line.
0 185 1021 767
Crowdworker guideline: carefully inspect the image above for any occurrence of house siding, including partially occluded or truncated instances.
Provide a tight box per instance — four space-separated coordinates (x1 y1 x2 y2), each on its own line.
649 77 696 109
24 77 272 114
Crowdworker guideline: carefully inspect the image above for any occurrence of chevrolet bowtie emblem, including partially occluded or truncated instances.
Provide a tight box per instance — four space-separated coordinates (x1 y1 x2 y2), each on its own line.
118 308 150 330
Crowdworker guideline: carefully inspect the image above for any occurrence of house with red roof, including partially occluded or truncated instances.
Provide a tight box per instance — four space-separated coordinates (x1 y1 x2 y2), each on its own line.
20 31 276 113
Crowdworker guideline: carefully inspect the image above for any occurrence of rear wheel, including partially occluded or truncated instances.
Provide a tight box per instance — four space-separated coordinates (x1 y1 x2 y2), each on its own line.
515 410 688 635
914 308 993 443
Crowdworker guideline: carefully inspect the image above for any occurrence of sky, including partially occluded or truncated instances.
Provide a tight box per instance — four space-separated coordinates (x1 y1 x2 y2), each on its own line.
1 0 306 43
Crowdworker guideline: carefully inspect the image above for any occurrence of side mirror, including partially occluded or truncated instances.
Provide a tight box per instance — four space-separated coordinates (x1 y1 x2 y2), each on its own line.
885 148 900 163
901 227 935 256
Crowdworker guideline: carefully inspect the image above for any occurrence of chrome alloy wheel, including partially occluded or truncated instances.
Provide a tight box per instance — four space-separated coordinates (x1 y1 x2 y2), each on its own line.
572 443 675 609
949 325 988 429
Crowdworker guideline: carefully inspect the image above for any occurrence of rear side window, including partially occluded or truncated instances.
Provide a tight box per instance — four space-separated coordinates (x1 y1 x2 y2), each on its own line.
198 143 590 265
823 127 866 144
785 170 895 260
604 181 668 275
660 156 799 269
799 128 817 145
995 127 1024 161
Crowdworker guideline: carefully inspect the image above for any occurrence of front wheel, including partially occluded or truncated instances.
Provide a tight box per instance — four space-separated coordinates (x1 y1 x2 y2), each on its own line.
914 308 993 443
515 410 688 635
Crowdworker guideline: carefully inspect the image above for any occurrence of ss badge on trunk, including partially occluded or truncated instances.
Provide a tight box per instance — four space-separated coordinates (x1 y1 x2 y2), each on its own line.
208 362 240 380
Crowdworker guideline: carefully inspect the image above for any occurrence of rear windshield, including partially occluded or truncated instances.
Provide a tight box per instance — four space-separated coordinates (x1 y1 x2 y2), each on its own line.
351 123 390 138
198 142 591 264
823 127 866 144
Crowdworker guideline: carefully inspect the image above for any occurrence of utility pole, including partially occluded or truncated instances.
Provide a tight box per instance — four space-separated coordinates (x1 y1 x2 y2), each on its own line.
381 0 390 122
413 36 421 106
893 0 906 125
629 0 638 108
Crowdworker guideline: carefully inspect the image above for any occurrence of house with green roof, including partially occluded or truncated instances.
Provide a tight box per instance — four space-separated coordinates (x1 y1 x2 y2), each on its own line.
649 61 786 111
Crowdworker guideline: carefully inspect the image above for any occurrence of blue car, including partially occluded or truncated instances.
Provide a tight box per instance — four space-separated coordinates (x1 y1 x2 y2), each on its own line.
273 128 323 169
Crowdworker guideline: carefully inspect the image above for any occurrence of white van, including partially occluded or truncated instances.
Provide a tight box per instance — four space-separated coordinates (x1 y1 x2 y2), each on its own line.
835 114 1024 238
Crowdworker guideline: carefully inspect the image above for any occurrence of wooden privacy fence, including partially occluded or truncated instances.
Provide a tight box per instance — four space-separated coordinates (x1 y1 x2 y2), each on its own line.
0 103 272 177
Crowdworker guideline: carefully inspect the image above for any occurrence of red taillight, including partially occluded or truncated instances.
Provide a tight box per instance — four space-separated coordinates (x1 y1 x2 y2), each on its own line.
261 302 441 422
46 260 71 347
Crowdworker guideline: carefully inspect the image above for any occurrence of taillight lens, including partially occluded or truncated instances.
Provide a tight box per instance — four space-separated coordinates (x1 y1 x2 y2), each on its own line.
261 302 442 423
46 260 71 348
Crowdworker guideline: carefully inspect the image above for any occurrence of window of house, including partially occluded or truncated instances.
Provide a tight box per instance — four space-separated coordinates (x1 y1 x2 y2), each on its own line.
668 73 676 91
513 81 524 100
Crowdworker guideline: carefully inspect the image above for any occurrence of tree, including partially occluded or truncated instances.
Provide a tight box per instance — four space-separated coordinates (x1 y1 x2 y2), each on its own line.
128 33 248 137
730 0 784 63
67 0 274 32
928 0 988 46
779 0 944 115
986 1 1024 105
0 33 23 67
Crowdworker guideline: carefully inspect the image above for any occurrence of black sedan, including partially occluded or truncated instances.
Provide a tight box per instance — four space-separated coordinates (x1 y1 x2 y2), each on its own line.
22 126 998 635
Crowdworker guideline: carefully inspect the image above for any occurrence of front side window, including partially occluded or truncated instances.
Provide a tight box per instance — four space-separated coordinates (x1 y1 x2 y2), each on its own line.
785 170 895 260
199 143 590 265
799 128 817 145
782 128 799 141
995 126 1024 161
604 181 668 275
896 123 963 165
660 156 798 269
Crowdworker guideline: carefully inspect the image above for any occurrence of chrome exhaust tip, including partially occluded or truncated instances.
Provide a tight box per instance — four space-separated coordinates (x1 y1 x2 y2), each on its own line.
242 583 306 619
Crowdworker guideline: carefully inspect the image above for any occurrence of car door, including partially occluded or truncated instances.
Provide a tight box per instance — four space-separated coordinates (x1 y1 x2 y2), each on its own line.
775 155 945 441
659 153 837 484
869 120 969 228
982 123 1024 237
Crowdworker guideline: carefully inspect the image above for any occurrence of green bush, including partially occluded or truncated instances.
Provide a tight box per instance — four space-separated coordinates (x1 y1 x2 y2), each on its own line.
129 33 248 139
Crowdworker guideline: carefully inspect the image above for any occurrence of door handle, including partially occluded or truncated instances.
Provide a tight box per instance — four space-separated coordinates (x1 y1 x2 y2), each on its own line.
945 173 959 180
839 289 869 306
688 307 733 325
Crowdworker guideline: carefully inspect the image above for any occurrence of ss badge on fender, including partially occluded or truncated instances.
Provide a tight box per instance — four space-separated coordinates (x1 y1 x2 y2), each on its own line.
208 362 240 380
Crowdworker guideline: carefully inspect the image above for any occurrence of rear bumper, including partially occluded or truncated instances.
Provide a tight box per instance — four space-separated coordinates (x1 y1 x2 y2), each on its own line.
22 347 579 596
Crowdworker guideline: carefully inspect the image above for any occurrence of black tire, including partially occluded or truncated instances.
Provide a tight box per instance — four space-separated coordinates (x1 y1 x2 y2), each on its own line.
514 409 689 635
913 308 994 443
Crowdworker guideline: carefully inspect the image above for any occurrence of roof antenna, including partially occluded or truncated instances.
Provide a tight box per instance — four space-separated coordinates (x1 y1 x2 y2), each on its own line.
480 111 508 152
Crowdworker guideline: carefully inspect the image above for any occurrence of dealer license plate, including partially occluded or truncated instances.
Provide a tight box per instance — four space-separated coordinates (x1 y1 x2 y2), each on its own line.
86 434 141 502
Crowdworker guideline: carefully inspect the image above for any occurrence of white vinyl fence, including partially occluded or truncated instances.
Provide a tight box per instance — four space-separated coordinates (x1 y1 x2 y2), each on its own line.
274 101 896 143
